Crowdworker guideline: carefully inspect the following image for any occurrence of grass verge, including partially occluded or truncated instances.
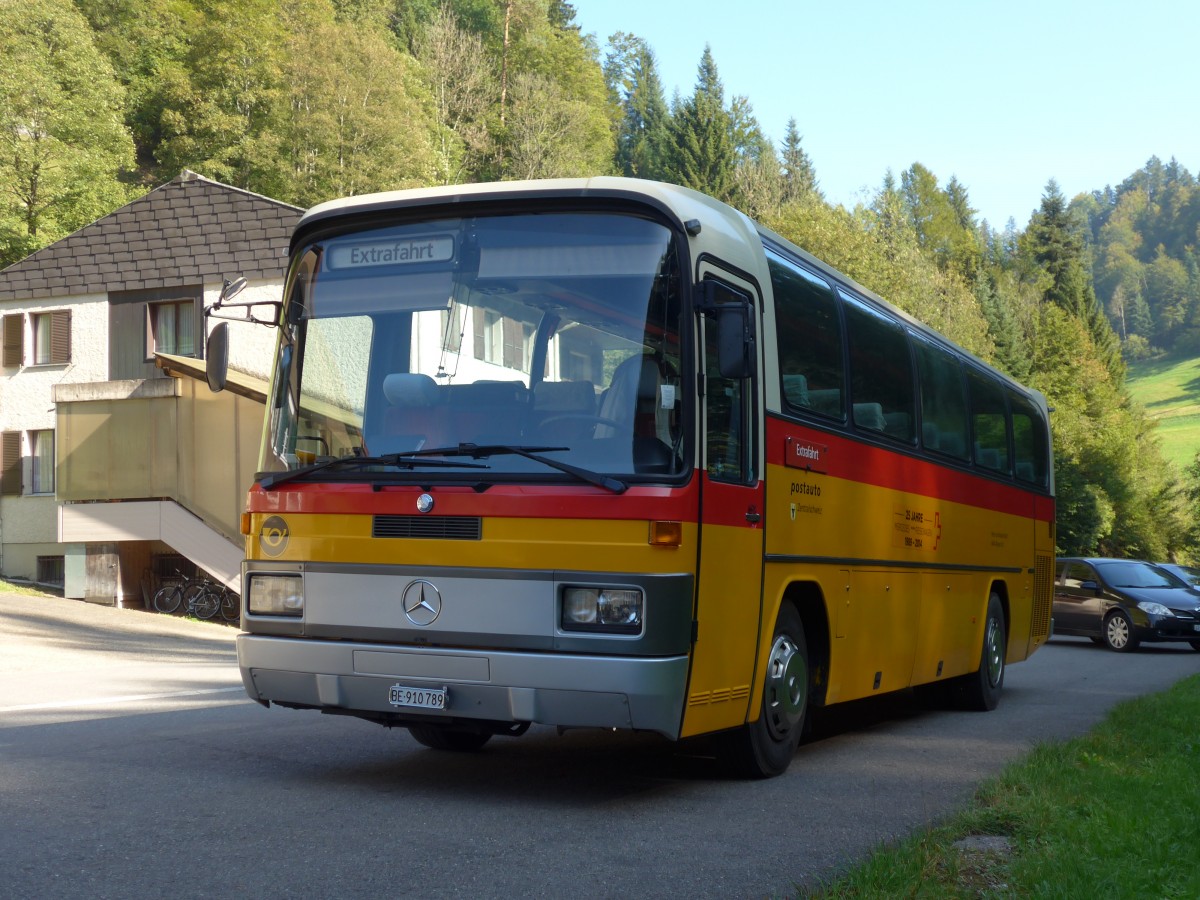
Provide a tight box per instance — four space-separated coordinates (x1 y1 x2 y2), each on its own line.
804 674 1200 898
0 578 60 597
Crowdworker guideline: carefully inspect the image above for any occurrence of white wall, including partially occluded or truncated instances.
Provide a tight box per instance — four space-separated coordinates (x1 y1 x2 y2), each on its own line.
0 294 109 572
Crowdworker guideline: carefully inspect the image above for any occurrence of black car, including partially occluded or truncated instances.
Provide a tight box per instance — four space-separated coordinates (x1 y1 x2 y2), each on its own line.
1053 557 1200 652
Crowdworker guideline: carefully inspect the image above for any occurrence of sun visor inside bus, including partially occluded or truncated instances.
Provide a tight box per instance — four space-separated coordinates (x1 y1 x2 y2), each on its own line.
476 243 666 279
309 270 454 316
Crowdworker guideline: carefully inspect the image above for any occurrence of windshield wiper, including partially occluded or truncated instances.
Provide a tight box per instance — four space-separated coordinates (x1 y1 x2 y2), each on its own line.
259 451 488 490
408 443 628 494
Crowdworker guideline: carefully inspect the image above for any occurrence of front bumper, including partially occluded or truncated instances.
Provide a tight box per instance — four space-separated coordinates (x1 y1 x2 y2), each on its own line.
1140 617 1200 643
237 634 690 738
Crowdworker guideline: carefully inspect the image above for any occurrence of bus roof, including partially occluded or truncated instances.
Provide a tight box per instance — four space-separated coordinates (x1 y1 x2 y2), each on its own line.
295 177 1047 410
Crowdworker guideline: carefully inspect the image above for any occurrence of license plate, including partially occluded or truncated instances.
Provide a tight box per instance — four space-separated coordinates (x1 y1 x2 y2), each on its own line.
388 684 446 710
1194 624 1200 632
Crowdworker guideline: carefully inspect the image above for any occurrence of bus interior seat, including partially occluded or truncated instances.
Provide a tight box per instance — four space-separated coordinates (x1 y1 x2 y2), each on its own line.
532 380 597 442
975 446 1003 471
598 355 665 439
806 388 842 417
1015 460 1036 482
883 411 913 441
937 431 967 459
853 402 886 432
382 372 441 449
597 354 679 469
922 421 941 450
782 373 809 407
444 381 527 442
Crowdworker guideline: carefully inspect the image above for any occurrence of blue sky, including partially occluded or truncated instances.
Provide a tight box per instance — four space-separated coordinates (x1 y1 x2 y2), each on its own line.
571 0 1198 230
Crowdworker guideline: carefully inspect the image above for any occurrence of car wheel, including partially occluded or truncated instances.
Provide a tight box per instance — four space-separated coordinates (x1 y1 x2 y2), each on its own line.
722 603 808 778
1102 610 1139 652
953 592 1006 711
407 723 492 752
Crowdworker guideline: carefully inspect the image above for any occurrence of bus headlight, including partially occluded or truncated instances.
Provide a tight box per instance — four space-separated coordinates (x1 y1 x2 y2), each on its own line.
562 587 643 633
248 574 304 616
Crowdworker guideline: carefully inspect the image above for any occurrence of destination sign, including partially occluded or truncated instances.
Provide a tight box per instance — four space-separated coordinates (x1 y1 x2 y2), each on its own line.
327 235 455 270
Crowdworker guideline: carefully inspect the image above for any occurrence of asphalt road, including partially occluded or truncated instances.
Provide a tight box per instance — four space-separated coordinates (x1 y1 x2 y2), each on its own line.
2 590 1198 899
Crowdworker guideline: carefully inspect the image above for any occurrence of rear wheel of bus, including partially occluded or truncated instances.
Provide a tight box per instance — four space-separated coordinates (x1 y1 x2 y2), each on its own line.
953 592 1006 711
724 603 809 778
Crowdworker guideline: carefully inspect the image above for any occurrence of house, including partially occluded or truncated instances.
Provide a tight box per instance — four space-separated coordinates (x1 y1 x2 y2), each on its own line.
0 171 301 603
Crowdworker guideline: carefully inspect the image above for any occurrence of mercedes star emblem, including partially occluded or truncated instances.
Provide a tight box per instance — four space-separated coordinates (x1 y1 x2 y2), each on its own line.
402 580 442 626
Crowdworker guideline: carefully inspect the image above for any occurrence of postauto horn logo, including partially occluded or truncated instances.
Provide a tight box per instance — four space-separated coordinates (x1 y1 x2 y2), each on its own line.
259 515 290 557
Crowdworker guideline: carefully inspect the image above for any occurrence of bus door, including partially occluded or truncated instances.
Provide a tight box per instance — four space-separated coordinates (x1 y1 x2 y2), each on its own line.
681 271 766 738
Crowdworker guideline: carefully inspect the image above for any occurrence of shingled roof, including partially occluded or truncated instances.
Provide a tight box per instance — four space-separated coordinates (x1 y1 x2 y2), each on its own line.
0 171 303 301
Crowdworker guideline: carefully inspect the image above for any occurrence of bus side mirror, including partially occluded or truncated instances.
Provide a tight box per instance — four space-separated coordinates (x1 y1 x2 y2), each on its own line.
717 306 753 379
206 322 228 393
701 280 755 379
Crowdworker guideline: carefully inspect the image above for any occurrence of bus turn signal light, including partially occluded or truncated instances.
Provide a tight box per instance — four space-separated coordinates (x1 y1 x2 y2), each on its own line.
649 521 682 547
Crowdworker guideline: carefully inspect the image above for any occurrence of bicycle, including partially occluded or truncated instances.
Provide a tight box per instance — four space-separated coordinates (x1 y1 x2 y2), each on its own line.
184 577 241 623
152 569 199 614
217 586 241 623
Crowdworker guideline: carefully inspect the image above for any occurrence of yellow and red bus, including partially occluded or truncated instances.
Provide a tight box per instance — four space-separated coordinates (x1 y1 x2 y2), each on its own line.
214 177 1054 777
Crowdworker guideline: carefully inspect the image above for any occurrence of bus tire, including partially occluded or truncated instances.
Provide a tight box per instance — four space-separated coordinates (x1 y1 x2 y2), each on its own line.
723 604 808 778
954 592 1006 711
407 723 492 752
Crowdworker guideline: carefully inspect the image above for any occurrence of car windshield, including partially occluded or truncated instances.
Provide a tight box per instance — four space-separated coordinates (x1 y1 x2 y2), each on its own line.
1164 565 1200 587
260 210 686 485
1095 561 1180 588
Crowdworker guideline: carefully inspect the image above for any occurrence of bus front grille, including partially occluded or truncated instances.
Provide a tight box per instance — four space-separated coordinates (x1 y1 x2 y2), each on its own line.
372 515 482 540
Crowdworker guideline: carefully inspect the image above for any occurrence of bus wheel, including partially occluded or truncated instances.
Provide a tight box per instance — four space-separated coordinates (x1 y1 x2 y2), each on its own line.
407 723 492 752
955 592 1006 711
724 604 808 778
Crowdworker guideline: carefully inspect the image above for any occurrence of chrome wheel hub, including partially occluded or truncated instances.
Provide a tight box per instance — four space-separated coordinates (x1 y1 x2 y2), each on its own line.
1107 615 1129 649
984 616 1005 687
763 633 807 742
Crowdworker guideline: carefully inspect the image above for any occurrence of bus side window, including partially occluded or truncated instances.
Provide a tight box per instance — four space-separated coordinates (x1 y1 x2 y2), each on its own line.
842 292 915 443
913 337 970 461
968 370 1011 474
1010 390 1049 487
767 255 843 418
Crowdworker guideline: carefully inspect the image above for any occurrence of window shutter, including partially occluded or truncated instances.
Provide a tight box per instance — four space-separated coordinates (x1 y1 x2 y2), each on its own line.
1 431 21 496
50 310 70 364
2 314 22 367
473 307 484 359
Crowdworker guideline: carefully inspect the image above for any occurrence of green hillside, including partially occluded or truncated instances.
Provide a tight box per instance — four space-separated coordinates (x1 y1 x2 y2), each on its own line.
1127 355 1200 471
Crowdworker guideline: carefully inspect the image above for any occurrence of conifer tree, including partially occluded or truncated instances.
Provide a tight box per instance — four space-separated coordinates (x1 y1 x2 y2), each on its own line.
663 46 735 200
1023 180 1124 383
780 118 818 202
606 34 670 180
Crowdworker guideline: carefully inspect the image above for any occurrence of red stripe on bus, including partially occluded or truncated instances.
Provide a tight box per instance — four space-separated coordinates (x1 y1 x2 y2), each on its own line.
766 416 1053 522
247 479 702 521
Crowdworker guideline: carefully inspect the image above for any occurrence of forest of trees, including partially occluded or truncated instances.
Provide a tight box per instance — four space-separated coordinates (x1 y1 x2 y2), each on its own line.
3 0 1199 560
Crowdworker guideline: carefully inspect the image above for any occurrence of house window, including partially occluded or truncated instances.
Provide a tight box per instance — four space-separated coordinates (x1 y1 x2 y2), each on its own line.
30 429 54 494
32 311 71 365
148 300 196 357
37 555 65 587
3 311 70 367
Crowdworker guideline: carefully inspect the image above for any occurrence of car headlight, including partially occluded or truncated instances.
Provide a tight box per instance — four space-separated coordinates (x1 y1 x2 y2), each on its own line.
562 587 643 634
1137 601 1173 617
248 574 304 616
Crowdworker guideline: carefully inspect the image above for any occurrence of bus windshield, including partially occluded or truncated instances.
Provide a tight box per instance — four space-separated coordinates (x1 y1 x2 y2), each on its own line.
262 210 686 484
